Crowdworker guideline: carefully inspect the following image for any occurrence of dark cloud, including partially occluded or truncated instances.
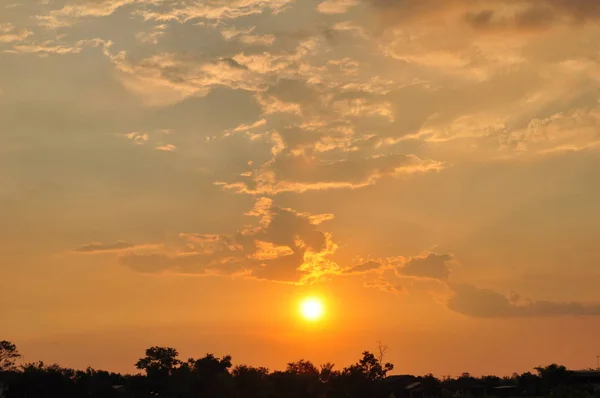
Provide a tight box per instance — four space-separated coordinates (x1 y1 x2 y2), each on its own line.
251 251 307 283
464 6 557 32
262 205 327 252
448 283 600 317
400 253 452 280
367 0 600 31
73 241 136 253
364 279 406 295
346 260 382 273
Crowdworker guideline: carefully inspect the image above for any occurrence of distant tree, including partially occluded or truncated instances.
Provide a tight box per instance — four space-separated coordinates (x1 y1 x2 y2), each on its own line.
232 365 271 398
0 341 21 371
376 341 389 364
286 360 319 376
272 360 321 398
319 363 337 384
73 367 123 398
136 346 181 376
182 354 234 398
14 362 78 398
517 371 542 396
480 375 503 389
445 371 481 396
351 351 393 382
334 351 394 398
420 373 441 396
535 364 572 394
135 346 181 396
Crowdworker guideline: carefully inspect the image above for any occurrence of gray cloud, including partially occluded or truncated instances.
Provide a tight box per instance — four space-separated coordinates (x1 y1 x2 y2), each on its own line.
367 0 600 31
400 253 452 281
347 260 382 273
74 241 136 253
448 283 600 317
364 279 406 295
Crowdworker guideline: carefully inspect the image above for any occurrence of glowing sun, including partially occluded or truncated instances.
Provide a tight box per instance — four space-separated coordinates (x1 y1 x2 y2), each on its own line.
299 297 325 322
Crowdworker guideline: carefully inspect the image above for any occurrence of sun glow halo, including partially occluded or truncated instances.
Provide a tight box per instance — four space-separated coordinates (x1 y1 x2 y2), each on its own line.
299 297 325 322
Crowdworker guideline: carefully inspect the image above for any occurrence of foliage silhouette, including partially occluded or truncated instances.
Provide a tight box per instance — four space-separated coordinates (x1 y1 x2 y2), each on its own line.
2 340 600 398
0 341 20 371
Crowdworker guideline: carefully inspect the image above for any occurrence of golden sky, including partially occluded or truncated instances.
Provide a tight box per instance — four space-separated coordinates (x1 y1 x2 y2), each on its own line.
2 0 600 377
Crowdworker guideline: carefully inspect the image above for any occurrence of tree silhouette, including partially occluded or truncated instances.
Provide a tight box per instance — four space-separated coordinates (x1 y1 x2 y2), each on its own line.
180 354 234 398
135 346 181 396
135 346 181 376
334 351 394 398
0 341 20 371
348 351 393 382
535 364 572 394
2 342 600 398
232 365 271 398
286 360 319 376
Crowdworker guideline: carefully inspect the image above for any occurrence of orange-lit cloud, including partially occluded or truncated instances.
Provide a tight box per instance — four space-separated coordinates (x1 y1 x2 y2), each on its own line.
113 198 341 284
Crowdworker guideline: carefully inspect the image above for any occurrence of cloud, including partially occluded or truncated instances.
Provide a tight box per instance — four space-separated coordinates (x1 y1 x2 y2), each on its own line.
346 260 382 273
117 198 340 284
136 24 167 45
37 0 295 28
237 34 276 46
364 279 406 295
104 51 268 106
125 132 148 145
220 26 276 46
330 20 369 39
226 119 268 135
366 0 600 31
73 241 137 253
137 0 295 23
255 95 303 116
363 251 600 319
447 283 600 318
317 0 360 15
0 23 32 44
102 35 326 106
332 98 394 121
499 106 600 154
218 152 444 195
37 0 134 28
399 253 453 281
156 144 176 152
8 39 110 56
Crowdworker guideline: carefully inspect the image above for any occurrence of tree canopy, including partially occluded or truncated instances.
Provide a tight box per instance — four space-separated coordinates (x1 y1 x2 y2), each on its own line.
1 340 598 398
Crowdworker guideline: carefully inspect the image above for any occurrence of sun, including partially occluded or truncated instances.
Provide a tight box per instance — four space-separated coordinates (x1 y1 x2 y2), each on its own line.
299 297 325 322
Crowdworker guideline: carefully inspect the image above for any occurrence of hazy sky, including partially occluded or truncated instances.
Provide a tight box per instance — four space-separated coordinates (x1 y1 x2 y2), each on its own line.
2 0 600 377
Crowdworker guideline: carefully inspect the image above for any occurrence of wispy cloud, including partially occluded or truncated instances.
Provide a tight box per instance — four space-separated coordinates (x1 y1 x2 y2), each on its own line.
156 144 176 152
125 132 149 145
0 23 32 44
317 0 359 15
73 241 137 253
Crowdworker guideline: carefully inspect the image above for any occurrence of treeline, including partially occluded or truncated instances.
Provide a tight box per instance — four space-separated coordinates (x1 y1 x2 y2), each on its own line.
0 340 597 398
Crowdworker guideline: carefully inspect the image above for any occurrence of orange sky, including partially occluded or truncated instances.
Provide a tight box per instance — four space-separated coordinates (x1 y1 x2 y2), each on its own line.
2 0 600 377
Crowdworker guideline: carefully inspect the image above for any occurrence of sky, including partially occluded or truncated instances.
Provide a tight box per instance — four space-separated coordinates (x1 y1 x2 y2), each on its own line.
1 0 600 377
